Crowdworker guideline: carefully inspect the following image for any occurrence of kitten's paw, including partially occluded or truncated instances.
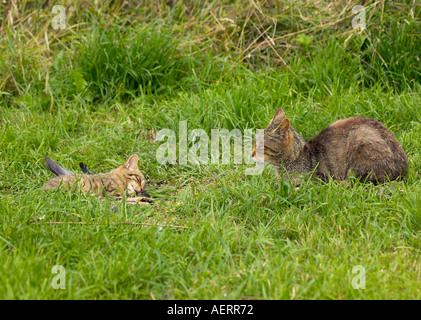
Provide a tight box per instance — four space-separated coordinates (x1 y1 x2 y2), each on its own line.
126 197 154 205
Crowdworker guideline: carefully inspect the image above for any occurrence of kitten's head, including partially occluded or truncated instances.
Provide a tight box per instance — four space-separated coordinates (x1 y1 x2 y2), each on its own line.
252 108 294 164
113 154 146 196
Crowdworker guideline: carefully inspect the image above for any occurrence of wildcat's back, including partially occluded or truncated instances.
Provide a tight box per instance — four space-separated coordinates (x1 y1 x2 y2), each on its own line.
309 117 408 183
44 173 127 196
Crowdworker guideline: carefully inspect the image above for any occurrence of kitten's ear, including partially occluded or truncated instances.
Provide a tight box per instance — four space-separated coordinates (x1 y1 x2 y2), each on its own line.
271 108 285 124
274 118 290 132
124 154 139 170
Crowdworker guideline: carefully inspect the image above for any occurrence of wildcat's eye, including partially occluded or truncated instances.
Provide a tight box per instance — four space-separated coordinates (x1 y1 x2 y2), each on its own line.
129 175 142 184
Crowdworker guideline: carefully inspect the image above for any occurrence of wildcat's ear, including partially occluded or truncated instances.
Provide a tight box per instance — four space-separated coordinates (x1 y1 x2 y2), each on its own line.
124 154 139 170
271 108 285 124
274 118 290 132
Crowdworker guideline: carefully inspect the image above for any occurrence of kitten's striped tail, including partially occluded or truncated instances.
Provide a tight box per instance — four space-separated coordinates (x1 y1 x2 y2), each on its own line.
79 162 93 175
45 157 74 176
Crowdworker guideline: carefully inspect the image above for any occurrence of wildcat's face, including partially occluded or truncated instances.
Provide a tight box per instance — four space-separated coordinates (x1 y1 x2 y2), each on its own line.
251 108 292 164
120 169 145 196
112 155 145 196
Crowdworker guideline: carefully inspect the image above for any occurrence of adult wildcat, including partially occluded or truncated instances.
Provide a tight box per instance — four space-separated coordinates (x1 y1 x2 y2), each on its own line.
252 108 408 186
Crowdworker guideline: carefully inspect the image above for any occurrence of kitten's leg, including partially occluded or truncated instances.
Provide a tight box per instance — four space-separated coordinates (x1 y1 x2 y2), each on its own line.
126 197 154 204
112 196 154 204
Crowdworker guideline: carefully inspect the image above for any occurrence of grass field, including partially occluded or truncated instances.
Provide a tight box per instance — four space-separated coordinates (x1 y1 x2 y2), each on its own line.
0 0 420 299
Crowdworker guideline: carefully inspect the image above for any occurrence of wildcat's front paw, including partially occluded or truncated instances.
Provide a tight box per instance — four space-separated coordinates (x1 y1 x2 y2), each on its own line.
126 197 154 205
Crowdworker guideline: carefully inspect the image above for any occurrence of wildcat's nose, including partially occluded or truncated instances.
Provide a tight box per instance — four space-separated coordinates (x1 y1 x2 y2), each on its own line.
251 148 256 158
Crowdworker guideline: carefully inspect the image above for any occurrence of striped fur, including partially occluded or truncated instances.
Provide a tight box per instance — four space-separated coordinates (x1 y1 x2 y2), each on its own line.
252 108 408 185
44 155 145 197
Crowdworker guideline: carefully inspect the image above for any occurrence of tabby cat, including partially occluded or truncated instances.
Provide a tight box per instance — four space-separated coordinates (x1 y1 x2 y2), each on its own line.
252 108 408 186
44 155 146 197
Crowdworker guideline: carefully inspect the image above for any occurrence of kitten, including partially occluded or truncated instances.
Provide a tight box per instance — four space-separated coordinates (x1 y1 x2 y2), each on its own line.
44 155 146 197
252 108 408 186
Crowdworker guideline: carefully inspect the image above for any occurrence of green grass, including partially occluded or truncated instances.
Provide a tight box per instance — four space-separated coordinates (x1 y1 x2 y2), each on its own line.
0 0 420 299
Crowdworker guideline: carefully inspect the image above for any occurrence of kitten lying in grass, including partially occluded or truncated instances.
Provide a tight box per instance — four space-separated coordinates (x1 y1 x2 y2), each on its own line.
252 108 408 186
44 155 151 202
